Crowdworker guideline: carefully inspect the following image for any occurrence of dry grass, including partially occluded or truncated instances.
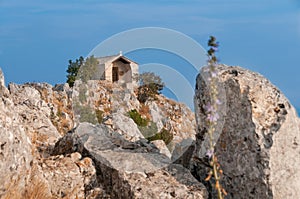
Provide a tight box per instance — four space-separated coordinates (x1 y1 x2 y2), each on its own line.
3 178 52 199
139 104 151 120
31 131 49 144
50 93 74 135
61 118 71 129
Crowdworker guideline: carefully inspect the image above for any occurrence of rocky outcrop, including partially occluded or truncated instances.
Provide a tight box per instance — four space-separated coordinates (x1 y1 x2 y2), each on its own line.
31 153 104 199
0 83 33 198
111 113 144 142
2 63 300 198
8 83 62 152
193 65 300 198
0 68 201 198
0 68 8 96
0 72 92 198
52 122 208 198
72 80 197 161
147 97 196 161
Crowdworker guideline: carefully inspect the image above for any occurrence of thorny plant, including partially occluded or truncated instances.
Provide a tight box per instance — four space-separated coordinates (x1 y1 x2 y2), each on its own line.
204 36 227 198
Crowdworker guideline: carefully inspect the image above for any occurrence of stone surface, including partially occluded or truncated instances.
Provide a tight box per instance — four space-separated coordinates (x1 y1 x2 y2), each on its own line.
72 80 197 162
0 68 9 96
124 164 207 199
151 140 172 158
52 122 207 198
0 68 202 198
193 65 300 199
147 97 197 161
33 153 105 199
0 70 33 197
112 113 144 142
0 91 33 197
8 83 63 154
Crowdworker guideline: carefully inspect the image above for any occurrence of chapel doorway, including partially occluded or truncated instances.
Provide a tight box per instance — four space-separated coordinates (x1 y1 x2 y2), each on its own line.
112 67 119 82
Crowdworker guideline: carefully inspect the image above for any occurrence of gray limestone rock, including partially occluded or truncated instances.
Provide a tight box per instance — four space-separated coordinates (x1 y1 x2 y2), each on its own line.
0 69 203 198
0 68 9 96
112 113 144 142
52 122 207 198
193 65 300 199
151 140 172 158
0 81 33 197
33 153 103 199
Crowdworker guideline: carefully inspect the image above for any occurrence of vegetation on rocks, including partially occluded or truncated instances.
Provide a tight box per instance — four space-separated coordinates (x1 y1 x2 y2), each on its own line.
66 56 84 87
137 72 164 103
147 128 173 145
95 109 104 124
203 36 227 198
128 109 149 127
66 55 99 87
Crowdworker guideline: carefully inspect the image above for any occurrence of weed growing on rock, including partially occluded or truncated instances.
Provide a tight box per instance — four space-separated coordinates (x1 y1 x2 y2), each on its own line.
128 109 149 127
147 128 173 145
95 109 104 124
204 36 227 198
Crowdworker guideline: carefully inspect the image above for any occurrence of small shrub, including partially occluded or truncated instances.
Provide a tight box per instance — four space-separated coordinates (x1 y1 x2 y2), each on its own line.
137 83 163 103
66 56 84 87
95 109 104 123
147 128 173 145
137 72 164 103
128 109 149 127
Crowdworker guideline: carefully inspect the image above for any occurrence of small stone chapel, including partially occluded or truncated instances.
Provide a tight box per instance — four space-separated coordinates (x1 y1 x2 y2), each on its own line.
94 53 139 87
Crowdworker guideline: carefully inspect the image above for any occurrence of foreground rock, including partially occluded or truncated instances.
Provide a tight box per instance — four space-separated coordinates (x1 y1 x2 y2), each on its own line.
0 66 200 198
193 65 300 198
0 70 33 197
52 122 208 198
0 71 95 198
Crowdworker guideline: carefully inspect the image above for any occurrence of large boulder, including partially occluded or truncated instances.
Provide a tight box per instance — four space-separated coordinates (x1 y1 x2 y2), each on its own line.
8 83 62 153
193 65 300 198
33 152 105 199
147 97 197 162
111 113 144 142
52 122 208 198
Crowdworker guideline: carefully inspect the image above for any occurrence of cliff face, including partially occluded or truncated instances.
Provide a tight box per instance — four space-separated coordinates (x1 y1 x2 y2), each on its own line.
193 65 300 199
0 68 203 198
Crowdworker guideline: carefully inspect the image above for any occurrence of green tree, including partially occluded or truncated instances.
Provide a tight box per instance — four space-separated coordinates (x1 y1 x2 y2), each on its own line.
79 55 99 82
66 56 84 87
137 72 164 103
66 55 99 86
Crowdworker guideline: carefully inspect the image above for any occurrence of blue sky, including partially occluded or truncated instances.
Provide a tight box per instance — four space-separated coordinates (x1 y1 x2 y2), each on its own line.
0 0 299 112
